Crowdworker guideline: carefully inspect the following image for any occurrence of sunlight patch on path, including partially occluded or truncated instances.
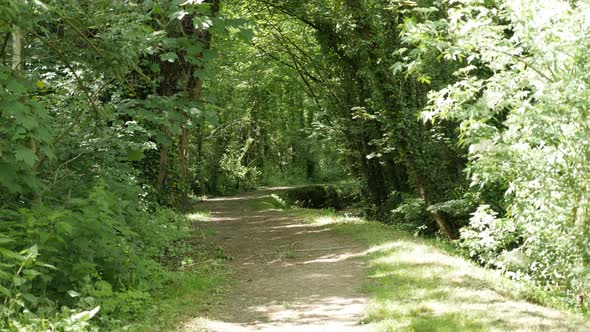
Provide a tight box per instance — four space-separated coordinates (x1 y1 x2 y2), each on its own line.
182 191 590 331
306 214 590 332
187 296 368 332
182 191 371 331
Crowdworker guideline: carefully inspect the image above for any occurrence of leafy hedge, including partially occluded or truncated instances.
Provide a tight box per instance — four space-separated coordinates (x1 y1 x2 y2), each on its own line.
278 183 362 210
0 181 192 330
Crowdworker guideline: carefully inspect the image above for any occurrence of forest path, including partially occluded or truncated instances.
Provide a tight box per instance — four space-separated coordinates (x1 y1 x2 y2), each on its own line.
179 189 590 332
181 188 370 332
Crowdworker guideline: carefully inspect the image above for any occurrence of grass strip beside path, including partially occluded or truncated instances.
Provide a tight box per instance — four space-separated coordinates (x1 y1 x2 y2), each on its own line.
289 207 589 332
132 210 227 331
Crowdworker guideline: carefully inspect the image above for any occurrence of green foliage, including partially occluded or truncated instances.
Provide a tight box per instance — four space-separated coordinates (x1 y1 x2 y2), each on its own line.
402 0 590 308
269 194 288 210
459 206 522 269
3 0 590 326
0 242 100 331
0 178 193 328
217 140 261 193
292 207 588 331
387 195 431 233
0 66 52 194
0 0 232 327
279 183 361 210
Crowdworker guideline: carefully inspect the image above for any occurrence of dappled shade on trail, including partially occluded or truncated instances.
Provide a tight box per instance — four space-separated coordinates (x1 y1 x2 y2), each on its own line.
183 189 369 331
181 190 588 331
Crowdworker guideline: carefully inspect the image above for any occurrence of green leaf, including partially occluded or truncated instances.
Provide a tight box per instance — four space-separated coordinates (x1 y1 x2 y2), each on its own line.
160 52 178 63
0 238 13 245
206 94 217 103
0 285 10 297
170 10 190 20
417 75 431 85
37 263 57 270
192 68 211 80
26 245 38 257
0 162 22 193
193 16 213 30
0 248 22 259
391 62 404 75
72 306 101 322
21 293 39 306
186 43 204 56
14 146 38 167
57 221 73 235
149 63 161 73
0 270 12 280
126 148 145 161
13 276 24 286
6 78 27 94
23 269 42 278
238 29 255 42
226 18 248 28
204 109 218 125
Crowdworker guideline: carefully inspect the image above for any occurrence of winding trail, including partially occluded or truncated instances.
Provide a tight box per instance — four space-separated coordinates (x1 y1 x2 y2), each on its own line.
180 188 590 332
182 188 370 332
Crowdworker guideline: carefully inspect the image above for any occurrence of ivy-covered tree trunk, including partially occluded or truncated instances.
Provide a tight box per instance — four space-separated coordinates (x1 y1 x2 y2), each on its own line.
155 62 178 190
152 0 221 206
179 0 220 206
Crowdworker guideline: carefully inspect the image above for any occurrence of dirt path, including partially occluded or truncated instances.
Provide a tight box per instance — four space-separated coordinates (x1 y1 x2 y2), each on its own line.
181 189 370 332
179 189 590 332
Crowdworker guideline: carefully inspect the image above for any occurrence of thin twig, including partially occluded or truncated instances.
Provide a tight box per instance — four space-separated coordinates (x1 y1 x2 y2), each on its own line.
490 48 555 82
53 150 86 184
0 32 9 65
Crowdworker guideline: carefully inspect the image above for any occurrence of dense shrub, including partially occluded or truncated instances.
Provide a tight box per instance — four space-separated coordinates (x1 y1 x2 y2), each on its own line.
380 190 475 237
279 183 361 210
403 0 590 307
0 180 191 330
385 195 432 234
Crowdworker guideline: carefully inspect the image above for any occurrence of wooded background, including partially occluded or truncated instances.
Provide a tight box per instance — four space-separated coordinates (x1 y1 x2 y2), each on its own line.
2 0 590 329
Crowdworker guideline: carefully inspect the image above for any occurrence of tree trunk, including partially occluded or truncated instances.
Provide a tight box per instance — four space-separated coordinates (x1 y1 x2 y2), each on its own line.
405 153 457 239
11 30 22 70
176 0 221 203
157 126 171 189
157 144 169 189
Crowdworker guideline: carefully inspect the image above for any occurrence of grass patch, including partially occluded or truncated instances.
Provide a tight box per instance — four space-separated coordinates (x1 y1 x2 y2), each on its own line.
248 194 289 211
130 210 228 331
134 266 226 331
289 208 588 331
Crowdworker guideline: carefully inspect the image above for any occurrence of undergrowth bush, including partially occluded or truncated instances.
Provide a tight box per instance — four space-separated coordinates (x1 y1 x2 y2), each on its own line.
0 180 192 330
0 243 100 331
385 195 432 234
402 0 590 308
382 192 475 237
279 182 361 210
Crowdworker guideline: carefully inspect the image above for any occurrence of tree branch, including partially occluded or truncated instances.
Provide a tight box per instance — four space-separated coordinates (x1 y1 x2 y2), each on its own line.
32 31 104 169
0 33 9 65
490 48 555 82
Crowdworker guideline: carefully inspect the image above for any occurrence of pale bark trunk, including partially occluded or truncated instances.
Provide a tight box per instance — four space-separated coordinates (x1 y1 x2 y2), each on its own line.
12 30 22 70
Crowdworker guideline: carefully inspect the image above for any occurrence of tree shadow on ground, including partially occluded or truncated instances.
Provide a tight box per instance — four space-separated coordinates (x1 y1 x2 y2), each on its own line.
182 191 588 332
183 191 372 331
332 221 588 332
